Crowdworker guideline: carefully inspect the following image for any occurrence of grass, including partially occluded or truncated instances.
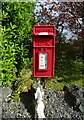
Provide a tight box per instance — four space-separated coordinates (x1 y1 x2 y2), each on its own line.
45 60 84 90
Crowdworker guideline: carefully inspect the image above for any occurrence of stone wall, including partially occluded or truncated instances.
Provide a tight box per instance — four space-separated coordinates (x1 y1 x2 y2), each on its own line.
1 84 84 119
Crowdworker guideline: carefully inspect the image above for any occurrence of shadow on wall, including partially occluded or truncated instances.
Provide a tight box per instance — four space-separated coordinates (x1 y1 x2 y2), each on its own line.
63 85 82 112
20 87 35 119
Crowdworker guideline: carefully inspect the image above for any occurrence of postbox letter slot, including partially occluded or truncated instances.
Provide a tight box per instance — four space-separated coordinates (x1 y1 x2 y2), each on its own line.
39 32 48 35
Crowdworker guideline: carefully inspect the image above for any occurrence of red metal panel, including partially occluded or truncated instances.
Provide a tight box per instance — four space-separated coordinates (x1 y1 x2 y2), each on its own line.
33 25 55 35
33 25 56 78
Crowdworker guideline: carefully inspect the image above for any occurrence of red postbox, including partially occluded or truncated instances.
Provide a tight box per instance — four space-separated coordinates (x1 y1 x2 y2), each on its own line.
33 25 56 78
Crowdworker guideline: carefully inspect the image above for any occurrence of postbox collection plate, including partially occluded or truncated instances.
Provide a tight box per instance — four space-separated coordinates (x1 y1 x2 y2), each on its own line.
33 25 56 78
38 52 48 70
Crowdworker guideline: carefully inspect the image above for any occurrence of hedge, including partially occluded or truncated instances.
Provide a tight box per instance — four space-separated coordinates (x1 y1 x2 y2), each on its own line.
1 2 35 86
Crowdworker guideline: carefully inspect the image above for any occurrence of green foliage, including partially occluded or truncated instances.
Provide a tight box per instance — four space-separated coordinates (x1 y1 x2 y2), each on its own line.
45 60 83 90
45 34 84 90
12 68 33 101
1 2 83 95
0 7 2 86
2 2 35 86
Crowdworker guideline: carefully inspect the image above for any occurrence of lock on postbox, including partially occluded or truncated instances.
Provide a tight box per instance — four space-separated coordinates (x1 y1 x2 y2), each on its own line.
33 25 56 78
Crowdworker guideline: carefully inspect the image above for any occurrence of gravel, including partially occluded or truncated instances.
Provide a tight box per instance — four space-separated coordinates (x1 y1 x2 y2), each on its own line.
2 100 32 119
1 85 84 120
44 88 83 119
